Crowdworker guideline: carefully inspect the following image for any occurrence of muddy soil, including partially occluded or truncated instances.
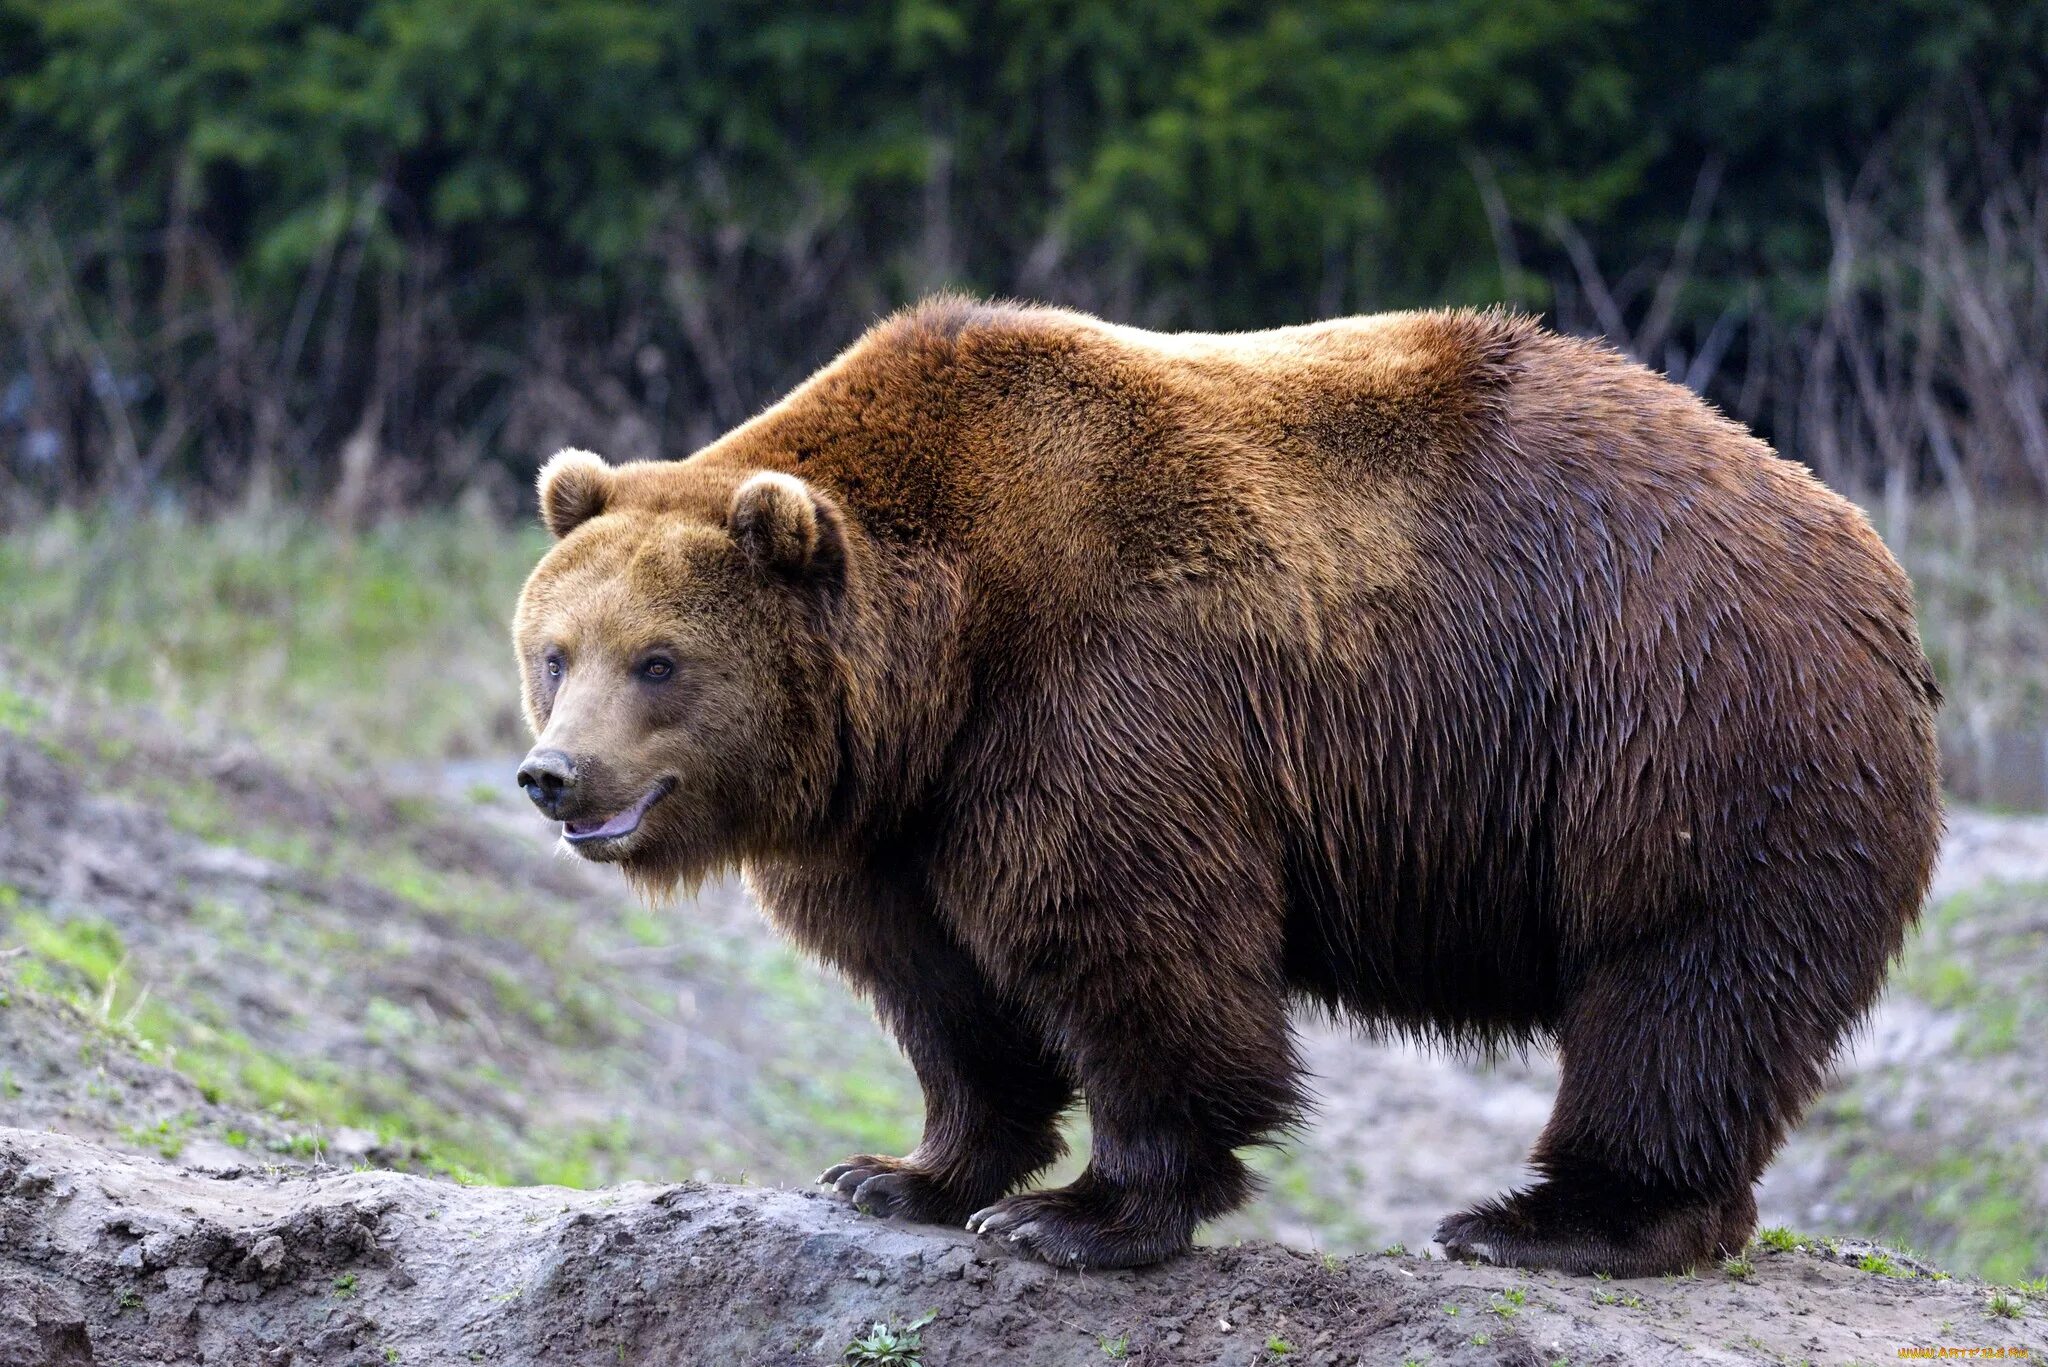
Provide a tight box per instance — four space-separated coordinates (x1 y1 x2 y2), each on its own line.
4 1126 2040 1367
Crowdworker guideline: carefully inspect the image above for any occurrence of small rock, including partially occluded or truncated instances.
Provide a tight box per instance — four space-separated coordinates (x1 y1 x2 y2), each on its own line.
247 1235 285 1276
13 1164 56 1195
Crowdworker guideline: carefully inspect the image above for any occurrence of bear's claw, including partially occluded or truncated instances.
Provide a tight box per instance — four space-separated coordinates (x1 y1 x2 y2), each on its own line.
819 1154 983 1224
963 1202 1022 1237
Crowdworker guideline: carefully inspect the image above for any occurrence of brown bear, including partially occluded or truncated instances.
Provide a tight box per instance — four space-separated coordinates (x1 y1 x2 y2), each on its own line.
511 296 1942 1276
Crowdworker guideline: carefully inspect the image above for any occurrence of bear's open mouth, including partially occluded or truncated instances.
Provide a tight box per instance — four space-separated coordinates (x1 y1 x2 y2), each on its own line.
561 778 675 847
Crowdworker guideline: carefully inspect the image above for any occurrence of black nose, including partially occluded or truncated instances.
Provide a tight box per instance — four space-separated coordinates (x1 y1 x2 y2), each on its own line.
517 749 576 813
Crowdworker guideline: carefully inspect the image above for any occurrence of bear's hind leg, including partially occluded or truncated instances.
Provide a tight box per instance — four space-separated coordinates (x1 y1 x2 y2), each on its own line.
1438 915 1861 1277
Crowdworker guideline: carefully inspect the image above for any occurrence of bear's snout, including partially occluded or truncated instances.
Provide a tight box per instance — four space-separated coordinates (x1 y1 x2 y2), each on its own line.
517 748 577 815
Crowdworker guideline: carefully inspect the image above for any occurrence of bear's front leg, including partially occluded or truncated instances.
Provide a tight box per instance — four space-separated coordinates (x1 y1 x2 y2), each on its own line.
808 888 1076 1227
964 918 1304 1268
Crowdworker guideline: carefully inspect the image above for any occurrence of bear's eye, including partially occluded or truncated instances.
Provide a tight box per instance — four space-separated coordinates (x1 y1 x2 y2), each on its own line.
639 657 674 682
544 653 563 680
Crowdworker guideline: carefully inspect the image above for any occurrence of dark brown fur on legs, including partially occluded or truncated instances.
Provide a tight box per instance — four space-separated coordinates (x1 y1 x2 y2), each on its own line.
1441 788 1924 1274
512 297 1944 1275
764 863 1076 1225
960 870 1306 1268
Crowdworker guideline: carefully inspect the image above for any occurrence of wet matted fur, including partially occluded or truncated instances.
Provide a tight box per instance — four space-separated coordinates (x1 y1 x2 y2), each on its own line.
512 297 1943 1274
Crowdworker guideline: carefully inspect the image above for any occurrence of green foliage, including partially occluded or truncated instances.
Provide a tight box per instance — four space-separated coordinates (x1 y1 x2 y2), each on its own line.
3 0 2042 502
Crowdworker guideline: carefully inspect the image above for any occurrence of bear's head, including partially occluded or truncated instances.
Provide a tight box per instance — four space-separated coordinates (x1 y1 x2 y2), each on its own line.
511 448 852 895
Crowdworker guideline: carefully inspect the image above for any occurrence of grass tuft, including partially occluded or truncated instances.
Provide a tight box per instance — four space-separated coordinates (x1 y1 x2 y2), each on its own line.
843 1311 938 1366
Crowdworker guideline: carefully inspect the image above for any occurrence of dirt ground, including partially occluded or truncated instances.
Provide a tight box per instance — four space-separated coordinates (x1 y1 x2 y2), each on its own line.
2 679 2046 1362
4 1126 2040 1366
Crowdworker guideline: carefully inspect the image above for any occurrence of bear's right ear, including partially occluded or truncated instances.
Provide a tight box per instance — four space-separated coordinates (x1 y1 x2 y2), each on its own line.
536 448 615 538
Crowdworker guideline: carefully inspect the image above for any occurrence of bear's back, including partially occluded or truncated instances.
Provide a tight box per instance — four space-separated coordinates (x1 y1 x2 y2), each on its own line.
763 300 1542 607
685 297 1906 656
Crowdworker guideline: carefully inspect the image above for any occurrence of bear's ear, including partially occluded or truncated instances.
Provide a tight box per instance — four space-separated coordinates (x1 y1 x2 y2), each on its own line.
537 448 615 538
729 471 845 583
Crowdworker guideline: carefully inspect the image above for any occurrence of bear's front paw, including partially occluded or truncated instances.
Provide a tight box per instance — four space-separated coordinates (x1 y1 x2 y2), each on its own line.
818 1155 974 1225
966 1187 1190 1270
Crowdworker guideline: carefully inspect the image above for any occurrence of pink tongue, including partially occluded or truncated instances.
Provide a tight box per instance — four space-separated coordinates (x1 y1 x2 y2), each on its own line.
564 782 668 839
566 807 641 839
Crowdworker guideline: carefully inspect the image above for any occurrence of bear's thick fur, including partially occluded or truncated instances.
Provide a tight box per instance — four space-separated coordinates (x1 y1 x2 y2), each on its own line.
512 298 1942 1275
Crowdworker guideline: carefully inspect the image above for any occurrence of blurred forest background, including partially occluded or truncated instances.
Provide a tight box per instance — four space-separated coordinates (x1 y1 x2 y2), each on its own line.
4 0 2047 511
2 0 2046 1292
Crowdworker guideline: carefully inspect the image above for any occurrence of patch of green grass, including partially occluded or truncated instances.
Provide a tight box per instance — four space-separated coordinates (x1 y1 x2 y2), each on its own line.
1855 1251 1911 1277
843 1311 937 1366
12 913 128 996
332 1273 359 1299
1721 1255 1755 1280
1756 1226 1803 1254
1969 997 2022 1056
0 910 523 1186
1838 1139 2045 1285
619 908 670 948
1097 1334 1129 1359
119 1115 190 1160
1265 1336 1293 1356
0 686 44 736
1987 1291 2023 1319
1829 880 2048 1284
0 509 545 765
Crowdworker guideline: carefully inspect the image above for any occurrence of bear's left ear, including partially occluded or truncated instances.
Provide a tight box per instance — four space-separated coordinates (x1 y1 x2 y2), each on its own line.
729 471 846 584
537 448 616 538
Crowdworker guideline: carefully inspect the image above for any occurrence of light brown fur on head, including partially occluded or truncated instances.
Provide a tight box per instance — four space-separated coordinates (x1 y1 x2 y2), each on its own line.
513 294 1941 1276
514 449 851 899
